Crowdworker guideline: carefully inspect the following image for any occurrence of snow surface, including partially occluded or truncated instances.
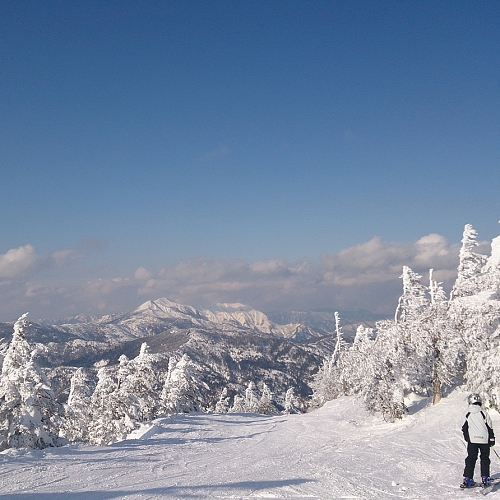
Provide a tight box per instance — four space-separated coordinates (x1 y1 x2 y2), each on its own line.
1 390 500 499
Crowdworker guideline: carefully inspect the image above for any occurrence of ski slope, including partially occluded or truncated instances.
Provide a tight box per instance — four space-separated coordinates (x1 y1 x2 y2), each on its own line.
1 389 499 499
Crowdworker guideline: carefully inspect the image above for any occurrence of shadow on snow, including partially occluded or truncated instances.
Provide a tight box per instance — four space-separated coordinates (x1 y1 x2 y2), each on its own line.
0 478 315 499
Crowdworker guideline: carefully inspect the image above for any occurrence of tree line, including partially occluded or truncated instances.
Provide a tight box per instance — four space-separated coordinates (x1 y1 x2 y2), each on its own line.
311 224 500 420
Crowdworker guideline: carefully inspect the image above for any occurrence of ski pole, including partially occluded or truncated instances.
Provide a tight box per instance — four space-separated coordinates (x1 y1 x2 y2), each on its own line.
493 447 500 460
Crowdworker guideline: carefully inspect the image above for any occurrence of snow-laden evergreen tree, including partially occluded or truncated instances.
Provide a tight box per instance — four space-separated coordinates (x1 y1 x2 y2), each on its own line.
395 268 434 396
214 387 231 413
88 364 134 445
352 325 373 352
62 367 95 442
311 312 347 406
0 313 62 450
447 224 500 409
357 319 407 420
229 393 245 413
283 387 299 414
84 344 160 445
119 343 158 422
424 269 462 403
482 234 500 294
450 224 487 299
244 381 260 413
338 325 375 399
448 286 500 409
395 266 428 325
160 354 208 414
257 383 278 415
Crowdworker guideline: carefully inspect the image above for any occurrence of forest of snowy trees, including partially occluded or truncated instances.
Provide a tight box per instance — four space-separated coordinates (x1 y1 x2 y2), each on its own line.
311 223 500 420
1 223 500 449
0 314 300 449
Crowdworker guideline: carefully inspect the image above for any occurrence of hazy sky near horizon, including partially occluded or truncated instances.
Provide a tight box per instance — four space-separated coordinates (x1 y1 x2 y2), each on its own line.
1 1 499 321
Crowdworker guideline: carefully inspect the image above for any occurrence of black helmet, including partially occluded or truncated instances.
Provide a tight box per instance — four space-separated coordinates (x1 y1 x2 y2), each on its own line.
467 393 482 405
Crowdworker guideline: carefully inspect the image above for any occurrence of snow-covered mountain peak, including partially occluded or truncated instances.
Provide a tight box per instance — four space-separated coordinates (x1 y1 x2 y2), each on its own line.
132 298 199 319
213 303 254 312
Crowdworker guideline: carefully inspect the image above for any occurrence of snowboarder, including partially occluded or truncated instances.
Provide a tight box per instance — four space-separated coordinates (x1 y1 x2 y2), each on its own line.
461 393 496 488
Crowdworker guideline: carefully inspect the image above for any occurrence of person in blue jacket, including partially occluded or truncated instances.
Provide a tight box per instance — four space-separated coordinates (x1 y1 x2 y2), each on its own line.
461 393 496 488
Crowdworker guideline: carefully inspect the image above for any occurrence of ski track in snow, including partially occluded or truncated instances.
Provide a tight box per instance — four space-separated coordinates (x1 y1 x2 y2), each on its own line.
1 390 500 499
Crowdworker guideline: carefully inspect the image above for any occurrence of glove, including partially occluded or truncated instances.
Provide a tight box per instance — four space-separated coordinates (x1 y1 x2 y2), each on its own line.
490 438 495 447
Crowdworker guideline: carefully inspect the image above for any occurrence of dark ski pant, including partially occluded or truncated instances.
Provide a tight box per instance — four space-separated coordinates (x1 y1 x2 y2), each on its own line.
464 442 490 479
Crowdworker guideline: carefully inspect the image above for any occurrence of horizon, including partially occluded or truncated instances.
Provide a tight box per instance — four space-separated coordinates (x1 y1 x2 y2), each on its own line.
2 2 499 321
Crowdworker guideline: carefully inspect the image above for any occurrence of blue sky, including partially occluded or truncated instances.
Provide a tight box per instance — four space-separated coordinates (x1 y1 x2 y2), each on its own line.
1 1 499 321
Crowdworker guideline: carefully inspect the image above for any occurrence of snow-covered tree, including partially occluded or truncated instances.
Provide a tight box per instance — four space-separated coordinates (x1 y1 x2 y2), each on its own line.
0 313 62 450
395 266 428 325
311 312 347 406
357 320 407 420
257 383 278 415
283 387 299 414
482 234 500 294
214 387 231 413
244 381 260 413
160 354 208 414
119 344 159 422
62 367 95 442
352 325 373 352
424 269 462 404
229 393 245 413
88 366 123 445
449 291 500 410
451 224 487 299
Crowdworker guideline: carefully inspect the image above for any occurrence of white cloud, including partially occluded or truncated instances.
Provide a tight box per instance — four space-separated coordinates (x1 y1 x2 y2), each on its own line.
0 245 39 278
320 234 459 287
130 233 460 314
0 233 465 321
134 266 153 280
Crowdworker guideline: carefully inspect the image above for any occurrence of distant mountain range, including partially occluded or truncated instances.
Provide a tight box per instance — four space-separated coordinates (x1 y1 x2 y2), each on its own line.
0 299 387 407
30 298 385 341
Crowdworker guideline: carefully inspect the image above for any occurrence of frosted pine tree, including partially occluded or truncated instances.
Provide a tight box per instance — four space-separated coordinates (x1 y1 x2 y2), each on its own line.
0 313 62 450
119 344 159 422
214 387 231 413
352 325 373 352
160 354 207 414
257 383 278 415
446 225 500 408
389 267 458 405
449 288 500 410
360 320 406 420
229 393 245 413
482 233 500 294
424 269 461 404
88 366 132 445
395 266 428 325
311 312 347 406
339 325 375 397
113 355 143 429
310 358 335 407
283 387 299 414
132 343 159 420
244 381 260 413
450 224 487 299
62 367 95 442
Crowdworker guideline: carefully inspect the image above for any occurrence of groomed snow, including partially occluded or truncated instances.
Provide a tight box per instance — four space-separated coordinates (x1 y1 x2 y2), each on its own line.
1 390 499 499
